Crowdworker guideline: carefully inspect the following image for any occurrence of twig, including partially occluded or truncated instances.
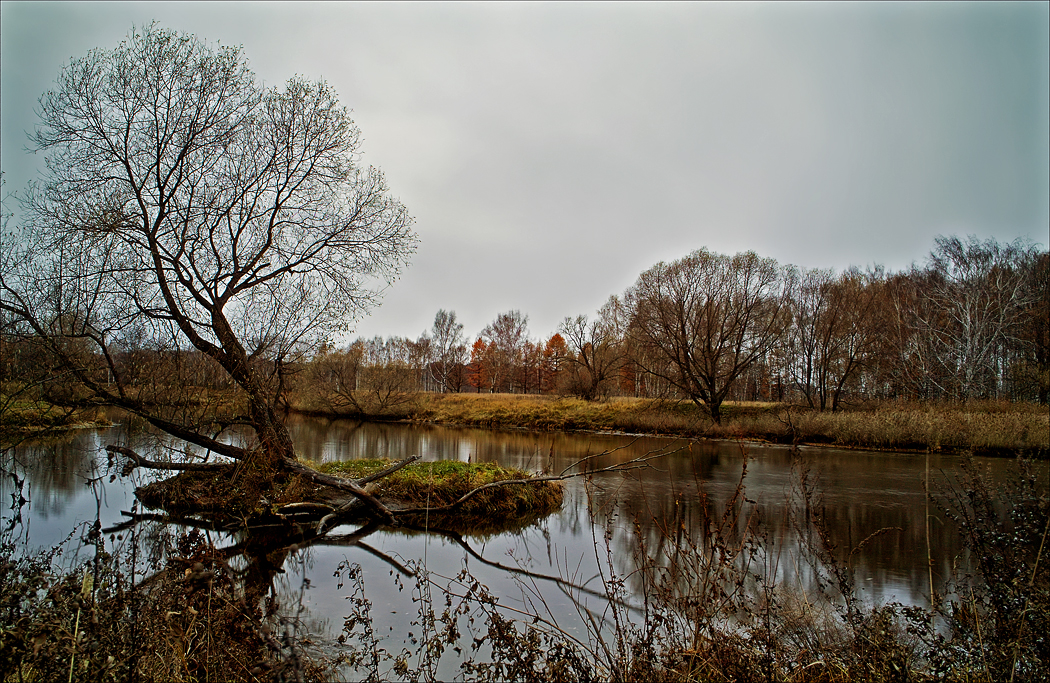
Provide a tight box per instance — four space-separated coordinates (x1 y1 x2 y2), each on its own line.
1009 507 1050 683
926 452 936 631
281 457 397 525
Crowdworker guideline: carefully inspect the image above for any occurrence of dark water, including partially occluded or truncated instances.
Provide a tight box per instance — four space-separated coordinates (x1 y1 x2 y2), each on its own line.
4 415 1045 674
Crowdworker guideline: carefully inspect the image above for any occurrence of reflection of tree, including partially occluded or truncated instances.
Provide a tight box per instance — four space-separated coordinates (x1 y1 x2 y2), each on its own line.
579 449 969 611
2 430 102 518
100 437 694 651
276 416 975 605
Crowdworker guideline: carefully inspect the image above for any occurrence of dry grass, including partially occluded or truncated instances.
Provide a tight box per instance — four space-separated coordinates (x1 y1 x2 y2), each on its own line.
411 393 717 434
714 401 1050 454
0 528 321 682
135 460 317 520
405 393 1049 456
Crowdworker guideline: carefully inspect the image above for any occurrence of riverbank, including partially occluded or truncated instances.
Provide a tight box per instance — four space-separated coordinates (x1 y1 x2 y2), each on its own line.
6 390 1046 457
0 396 111 445
295 392 1050 457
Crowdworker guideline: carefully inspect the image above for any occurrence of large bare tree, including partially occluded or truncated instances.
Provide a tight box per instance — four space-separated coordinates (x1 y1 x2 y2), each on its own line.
0 26 417 515
627 249 788 423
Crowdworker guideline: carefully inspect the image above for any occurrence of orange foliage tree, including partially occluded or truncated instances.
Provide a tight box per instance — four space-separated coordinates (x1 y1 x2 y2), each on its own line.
467 338 489 393
541 333 569 393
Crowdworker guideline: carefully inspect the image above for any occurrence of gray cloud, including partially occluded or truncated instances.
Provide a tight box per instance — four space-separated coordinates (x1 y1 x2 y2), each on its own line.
3 2 1046 341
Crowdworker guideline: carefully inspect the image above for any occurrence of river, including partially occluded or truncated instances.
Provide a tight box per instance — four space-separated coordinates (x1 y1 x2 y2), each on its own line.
3 413 1042 677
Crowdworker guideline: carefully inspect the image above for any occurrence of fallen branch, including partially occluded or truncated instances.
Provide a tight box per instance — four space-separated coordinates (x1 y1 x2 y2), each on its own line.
315 455 422 533
355 455 422 485
107 445 231 473
280 456 398 525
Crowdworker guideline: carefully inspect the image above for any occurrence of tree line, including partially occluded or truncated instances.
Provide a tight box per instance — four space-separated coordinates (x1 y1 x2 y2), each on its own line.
296 235 1047 421
4 233 1045 425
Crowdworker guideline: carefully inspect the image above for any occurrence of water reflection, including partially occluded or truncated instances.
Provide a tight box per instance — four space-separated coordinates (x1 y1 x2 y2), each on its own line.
5 431 102 519
280 416 1044 609
5 415 1046 675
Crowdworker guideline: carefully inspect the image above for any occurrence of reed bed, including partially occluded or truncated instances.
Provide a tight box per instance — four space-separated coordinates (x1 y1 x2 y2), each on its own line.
408 393 1048 456
716 402 1050 454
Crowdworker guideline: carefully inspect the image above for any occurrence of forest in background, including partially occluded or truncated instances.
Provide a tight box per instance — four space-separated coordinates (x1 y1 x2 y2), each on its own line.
4 233 1046 429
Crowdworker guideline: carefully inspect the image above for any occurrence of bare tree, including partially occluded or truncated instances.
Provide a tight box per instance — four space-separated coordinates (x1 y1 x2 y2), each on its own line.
480 310 529 392
0 26 416 515
626 249 788 423
428 309 466 393
517 339 544 394
784 267 885 411
311 338 420 416
909 236 1039 400
1011 252 1050 403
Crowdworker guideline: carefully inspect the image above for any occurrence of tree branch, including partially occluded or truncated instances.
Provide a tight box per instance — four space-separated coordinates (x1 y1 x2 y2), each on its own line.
107 444 230 473
280 456 397 525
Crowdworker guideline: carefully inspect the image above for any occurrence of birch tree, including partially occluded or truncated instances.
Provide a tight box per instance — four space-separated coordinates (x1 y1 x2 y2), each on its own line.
912 236 1039 400
428 309 466 393
480 310 529 392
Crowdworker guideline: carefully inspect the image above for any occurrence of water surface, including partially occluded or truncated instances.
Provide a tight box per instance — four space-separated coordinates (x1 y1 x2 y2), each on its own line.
4 415 1042 675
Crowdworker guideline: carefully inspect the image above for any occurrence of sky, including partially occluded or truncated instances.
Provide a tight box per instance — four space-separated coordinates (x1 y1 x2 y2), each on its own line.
2 2 1048 343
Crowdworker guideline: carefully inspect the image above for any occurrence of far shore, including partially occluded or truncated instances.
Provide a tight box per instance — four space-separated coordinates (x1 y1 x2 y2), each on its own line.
4 392 1047 458
292 392 1050 458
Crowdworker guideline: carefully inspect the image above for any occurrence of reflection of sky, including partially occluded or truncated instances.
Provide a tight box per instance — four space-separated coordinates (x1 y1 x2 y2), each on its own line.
1 421 238 553
283 415 1031 611
8 416 1045 676
3 428 138 552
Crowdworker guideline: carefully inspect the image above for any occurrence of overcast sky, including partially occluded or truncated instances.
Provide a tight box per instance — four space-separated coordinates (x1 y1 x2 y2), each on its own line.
2 2 1047 342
